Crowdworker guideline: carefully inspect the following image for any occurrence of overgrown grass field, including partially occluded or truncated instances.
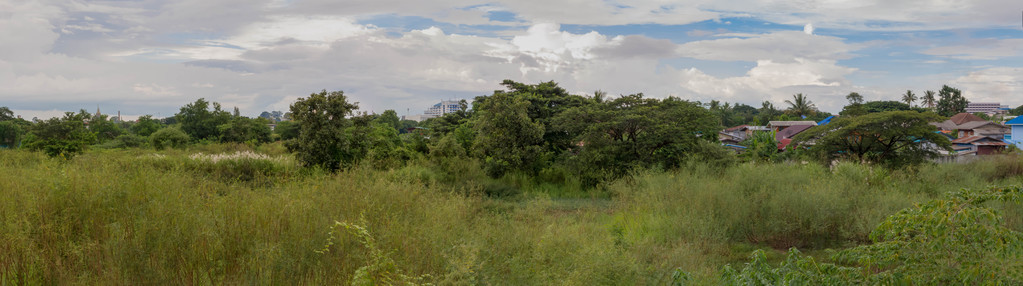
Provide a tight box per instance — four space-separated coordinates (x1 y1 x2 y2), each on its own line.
2 144 1022 284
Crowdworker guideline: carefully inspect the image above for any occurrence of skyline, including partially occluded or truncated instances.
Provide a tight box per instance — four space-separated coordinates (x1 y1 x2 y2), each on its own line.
2 1 1022 120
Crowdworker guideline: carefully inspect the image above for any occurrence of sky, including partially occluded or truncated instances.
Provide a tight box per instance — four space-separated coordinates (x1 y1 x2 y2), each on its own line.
2 0 1022 120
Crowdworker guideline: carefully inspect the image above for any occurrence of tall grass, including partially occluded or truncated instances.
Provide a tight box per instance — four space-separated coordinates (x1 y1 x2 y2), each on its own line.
2 147 1021 284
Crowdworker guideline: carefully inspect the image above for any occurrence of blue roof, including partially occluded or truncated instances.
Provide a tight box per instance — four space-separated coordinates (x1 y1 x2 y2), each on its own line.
817 115 835 126
1005 116 1023 125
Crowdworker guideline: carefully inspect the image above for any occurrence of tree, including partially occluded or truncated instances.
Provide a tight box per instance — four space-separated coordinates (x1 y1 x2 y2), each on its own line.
921 90 936 110
274 120 299 141
22 111 97 158
793 111 950 168
372 109 402 131
1011 105 1023 116
936 85 969 117
0 121 25 148
218 116 272 143
175 98 231 141
89 114 123 142
784 93 817 118
861 101 910 113
901 90 917 107
845 92 864 105
492 80 590 154
472 92 545 177
287 90 364 171
553 94 723 184
0 106 14 121
131 115 162 137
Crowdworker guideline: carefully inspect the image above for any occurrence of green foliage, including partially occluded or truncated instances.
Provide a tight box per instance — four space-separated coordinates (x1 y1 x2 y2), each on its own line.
472 92 546 178
150 127 190 150
784 93 816 118
845 92 864 105
218 116 272 144
861 100 910 113
722 249 864 285
287 90 365 171
1011 105 1023 116
131 115 163 136
274 120 299 141
318 219 432 286
901 90 917 107
834 186 1023 284
740 131 778 163
0 106 14 121
89 114 123 142
723 186 1023 285
176 98 231 141
554 94 722 184
936 85 969 117
794 111 951 168
921 90 937 110
491 80 590 153
22 111 96 158
372 109 402 131
0 120 26 148
366 123 413 170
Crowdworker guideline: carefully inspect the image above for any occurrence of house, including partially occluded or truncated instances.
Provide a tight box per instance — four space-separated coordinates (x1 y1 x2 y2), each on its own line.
775 125 814 151
951 136 1008 155
768 121 817 132
719 125 749 145
719 125 771 145
1005 116 1023 148
930 112 1008 139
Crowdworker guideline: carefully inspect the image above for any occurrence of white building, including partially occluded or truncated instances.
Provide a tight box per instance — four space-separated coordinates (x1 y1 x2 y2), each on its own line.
965 102 1009 114
404 100 463 121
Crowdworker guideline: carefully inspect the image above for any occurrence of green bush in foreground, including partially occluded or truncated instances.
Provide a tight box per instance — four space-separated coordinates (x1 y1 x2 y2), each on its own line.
150 127 190 150
721 185 1023 285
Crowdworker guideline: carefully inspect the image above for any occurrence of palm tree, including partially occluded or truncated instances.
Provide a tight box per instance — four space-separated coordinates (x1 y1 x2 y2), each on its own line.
784 93 816 118
901 90 917 107
921 90 936 109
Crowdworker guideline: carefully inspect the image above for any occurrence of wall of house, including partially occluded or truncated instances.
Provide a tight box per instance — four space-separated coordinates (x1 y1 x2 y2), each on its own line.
978 145 1004 155
1012 125 1023 146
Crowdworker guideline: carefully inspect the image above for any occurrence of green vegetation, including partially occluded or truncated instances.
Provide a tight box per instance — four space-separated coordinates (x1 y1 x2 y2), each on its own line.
1 146 1022 284
1 81 1017 284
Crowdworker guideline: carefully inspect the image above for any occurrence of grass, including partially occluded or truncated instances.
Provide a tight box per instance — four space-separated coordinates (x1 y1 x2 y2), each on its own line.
1 146 1022 284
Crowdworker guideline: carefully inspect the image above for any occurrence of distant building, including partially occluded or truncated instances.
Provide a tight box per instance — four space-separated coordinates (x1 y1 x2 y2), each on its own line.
404 100 463 122
965 102 1009 114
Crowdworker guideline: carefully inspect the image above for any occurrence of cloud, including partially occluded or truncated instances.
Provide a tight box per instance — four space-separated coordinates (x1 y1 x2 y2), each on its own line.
952 67 1023 106
677 31 857 63
921 39 1023 60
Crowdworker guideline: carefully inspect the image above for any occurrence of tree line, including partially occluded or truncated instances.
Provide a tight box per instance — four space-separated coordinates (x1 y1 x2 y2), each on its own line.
0 81 1016 182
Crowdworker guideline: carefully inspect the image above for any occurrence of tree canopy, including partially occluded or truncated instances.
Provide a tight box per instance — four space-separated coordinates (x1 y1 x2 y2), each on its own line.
936 85 968 117
287 90 364 171
794 111 950 168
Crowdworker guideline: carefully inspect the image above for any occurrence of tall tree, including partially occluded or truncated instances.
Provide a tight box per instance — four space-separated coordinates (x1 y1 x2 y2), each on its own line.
846 92 864 105
784 93 817 118
921 90 936 110
175 98 231 141
794 111 950 168
901 90 917 107
130 115 163 137
936 85 969 117
288 90 364 170
472 92 545 178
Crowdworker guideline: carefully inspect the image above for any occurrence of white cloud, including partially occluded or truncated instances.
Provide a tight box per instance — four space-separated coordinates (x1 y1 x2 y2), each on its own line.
952 67 1023 106
677 31 856 62
921 39 1023 60
803 23 814 35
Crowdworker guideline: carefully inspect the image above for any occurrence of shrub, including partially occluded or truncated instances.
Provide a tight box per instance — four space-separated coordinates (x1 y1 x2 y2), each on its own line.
150 127 190 150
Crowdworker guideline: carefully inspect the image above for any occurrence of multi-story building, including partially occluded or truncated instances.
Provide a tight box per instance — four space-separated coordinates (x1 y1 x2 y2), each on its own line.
965 102 1009 114
404 100 462 121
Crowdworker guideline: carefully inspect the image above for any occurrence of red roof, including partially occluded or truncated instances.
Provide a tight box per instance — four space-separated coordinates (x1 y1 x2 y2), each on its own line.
777 138 793 150
949 113 986 125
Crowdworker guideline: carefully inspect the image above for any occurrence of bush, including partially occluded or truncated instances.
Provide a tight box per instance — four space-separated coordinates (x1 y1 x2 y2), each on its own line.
151 127 190 150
